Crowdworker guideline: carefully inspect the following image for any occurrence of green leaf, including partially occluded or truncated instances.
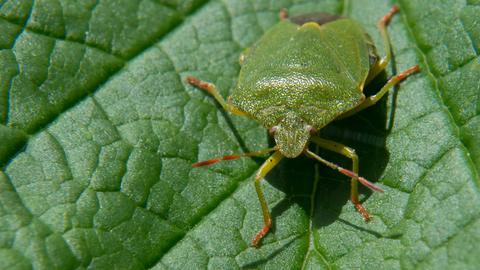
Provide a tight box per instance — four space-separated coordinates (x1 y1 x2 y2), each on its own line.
1 0 479 269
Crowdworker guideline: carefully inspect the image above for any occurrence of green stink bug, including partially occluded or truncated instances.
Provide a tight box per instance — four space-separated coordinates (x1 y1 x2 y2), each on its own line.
186 6 419 247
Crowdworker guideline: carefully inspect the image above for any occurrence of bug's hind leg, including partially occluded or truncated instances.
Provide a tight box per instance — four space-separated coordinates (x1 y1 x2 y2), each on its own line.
376 6 399 69
186 76 249 117
279 8 288 20
337 6 420 119
252 151 284 247
309 137 384 221
367 6 400 81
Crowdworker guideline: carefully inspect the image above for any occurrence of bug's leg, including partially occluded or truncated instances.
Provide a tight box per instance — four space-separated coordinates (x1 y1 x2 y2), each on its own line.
279 8 288 20
192 147 281 247
360 64 419 107
376 6 399 70
366 6 400 80
338 6 420 119
186 76 249 117
252 151 284 247
309 137 384 221
339 65 419 119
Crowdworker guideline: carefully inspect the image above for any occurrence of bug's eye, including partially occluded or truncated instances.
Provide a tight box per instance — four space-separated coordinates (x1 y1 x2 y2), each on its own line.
269 126 278 136
307 125 317 135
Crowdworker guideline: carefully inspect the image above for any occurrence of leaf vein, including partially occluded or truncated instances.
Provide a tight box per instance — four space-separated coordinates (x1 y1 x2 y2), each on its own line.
399 1 480 186
2 0 211 168
152 169 258 266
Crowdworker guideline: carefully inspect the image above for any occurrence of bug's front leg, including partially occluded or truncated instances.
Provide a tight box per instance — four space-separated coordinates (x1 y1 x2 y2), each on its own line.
252 151 284 247
310 136 376 221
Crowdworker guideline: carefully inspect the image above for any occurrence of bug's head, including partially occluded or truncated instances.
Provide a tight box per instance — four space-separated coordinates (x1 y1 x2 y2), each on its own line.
270 113 314 158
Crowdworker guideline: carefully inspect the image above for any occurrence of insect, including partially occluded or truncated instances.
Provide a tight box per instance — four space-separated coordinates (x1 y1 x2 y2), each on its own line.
186 6 419 247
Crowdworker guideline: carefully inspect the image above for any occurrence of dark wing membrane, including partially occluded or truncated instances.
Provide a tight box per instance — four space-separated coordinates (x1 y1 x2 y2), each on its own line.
364 33 379 68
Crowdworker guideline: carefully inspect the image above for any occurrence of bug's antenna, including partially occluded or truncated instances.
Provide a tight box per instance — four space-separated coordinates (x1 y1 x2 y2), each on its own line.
192 147 278 167
304 149 384 193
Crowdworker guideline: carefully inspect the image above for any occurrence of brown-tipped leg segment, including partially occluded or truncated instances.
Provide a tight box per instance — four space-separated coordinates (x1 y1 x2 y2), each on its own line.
192 147 283 246
371 6 400 78
341 6 419 120
365 5 401 83
252 151 284 247
340 65 420 119
308 137 384 221
380 5 400 25
186 76 249 117
279 8 288 20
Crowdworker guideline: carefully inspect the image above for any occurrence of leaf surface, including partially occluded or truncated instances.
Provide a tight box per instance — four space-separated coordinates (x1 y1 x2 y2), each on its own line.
1 0 479 269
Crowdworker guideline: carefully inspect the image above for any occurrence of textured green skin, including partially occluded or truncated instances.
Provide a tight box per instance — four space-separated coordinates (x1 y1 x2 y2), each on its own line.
230 19 376 158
